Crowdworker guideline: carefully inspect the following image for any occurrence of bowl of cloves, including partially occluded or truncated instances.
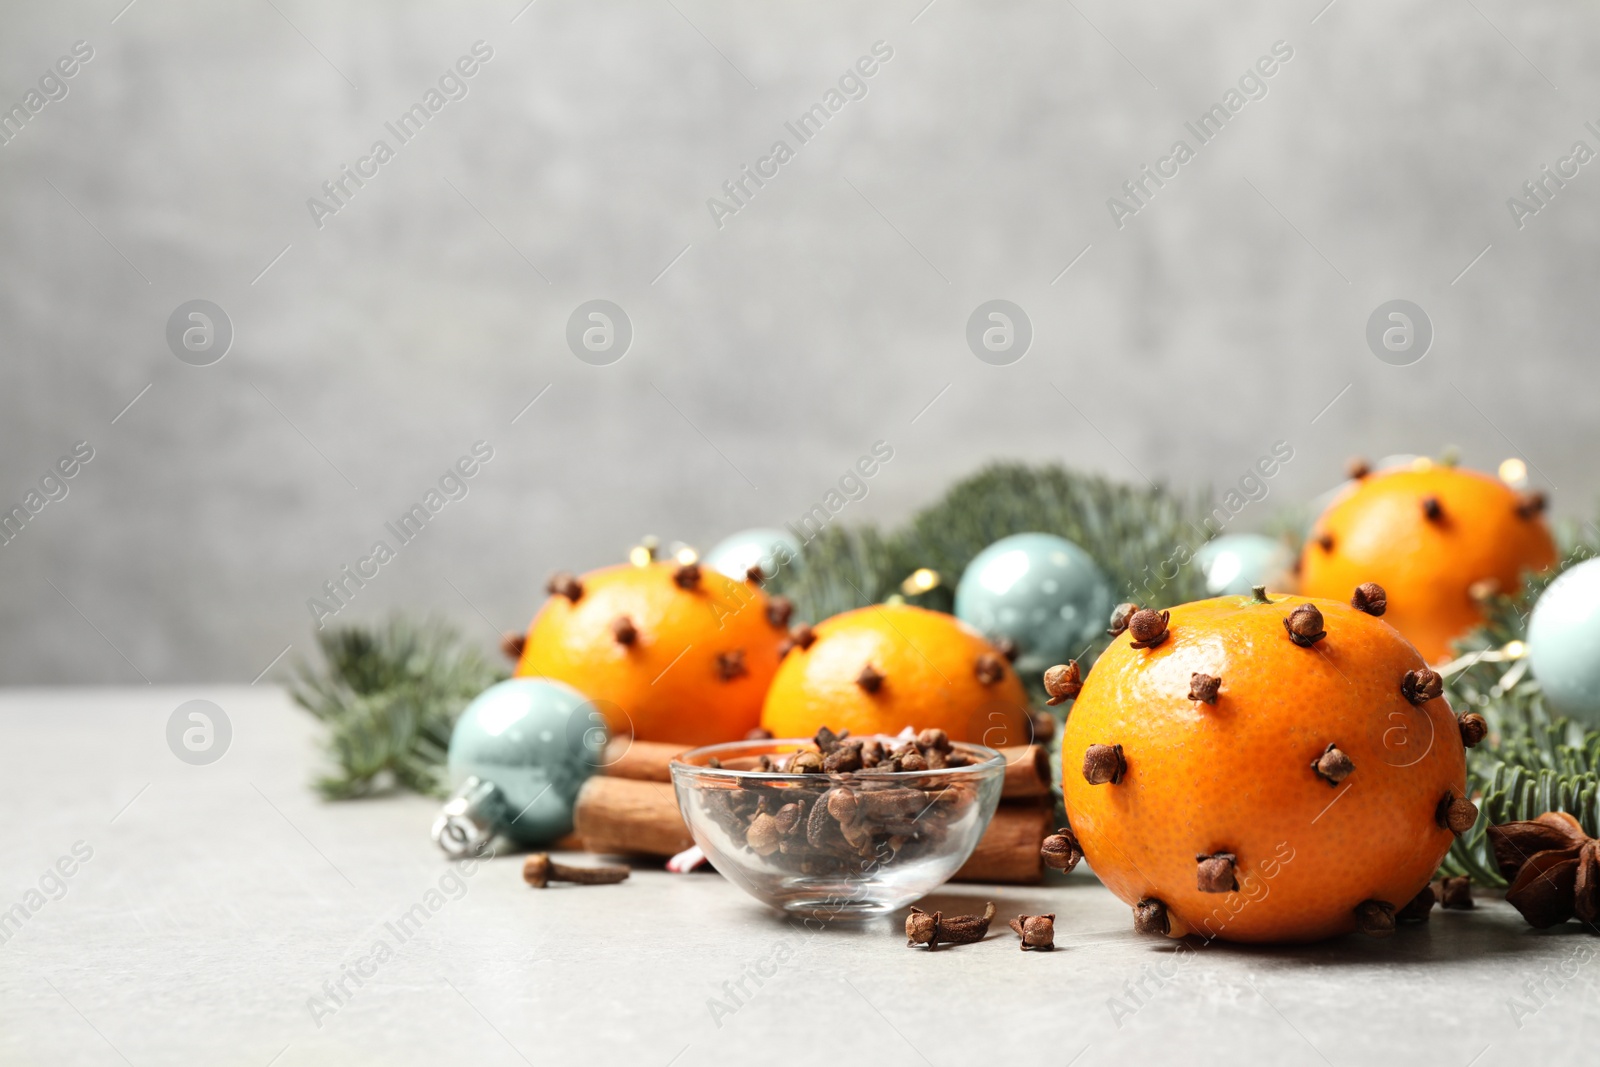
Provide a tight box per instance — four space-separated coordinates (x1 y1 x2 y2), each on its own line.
670 727 1006 919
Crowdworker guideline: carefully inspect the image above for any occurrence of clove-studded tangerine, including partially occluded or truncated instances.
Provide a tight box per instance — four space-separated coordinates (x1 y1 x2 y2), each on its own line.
515 559 787 745
1299 461 1556 662
1054 586 1467 943
760 603 1031 745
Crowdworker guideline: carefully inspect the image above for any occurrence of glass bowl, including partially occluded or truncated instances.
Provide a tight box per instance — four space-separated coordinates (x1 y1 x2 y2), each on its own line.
670 737 1005 920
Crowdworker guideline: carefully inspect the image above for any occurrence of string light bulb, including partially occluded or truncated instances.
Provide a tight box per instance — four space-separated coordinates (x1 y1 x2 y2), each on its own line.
629 536 660 567
1498 458 1529 488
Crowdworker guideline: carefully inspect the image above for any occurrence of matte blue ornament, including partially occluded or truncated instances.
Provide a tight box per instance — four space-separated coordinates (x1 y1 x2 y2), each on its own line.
954 533 1113 676
1528 558 1600 726
703 527 804 583
432 679 606 856
1194 534 1295 596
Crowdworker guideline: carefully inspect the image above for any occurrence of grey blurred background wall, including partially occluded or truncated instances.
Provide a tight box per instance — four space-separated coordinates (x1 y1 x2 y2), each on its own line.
1 0 1595 684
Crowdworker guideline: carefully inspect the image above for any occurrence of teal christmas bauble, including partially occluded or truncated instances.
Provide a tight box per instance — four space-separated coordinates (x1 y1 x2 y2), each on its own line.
1194 534 1295 596
703 527 804 583
1528 558 1600 725
954 533 1113 676
438 679 606 852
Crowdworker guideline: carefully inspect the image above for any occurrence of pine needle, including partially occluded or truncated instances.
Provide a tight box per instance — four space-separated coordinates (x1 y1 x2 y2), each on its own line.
290 616 505 799
1439 513 1600 883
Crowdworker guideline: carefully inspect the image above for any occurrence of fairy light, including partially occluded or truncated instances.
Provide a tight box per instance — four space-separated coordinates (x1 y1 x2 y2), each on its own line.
1498 457 1529 487
675 546 699 566
1503 640 1528 659
900 568 940 596
630 536 660 567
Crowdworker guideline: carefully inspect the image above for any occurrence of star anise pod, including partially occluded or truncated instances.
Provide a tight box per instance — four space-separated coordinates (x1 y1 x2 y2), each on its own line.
1485 811 1600 930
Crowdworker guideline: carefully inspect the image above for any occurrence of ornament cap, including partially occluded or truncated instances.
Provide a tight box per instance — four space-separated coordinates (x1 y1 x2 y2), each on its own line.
431 776 503 858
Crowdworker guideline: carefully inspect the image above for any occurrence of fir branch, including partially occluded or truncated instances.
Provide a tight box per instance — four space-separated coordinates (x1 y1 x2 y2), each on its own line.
893 462 1212 617
291 616 505 799
1440 511 1600 882
771 461 1210 633
771 524 907 626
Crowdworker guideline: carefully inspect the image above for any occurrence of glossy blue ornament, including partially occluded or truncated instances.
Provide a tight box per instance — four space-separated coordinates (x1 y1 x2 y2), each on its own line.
432 679 606 856
954 533 1113 676
703 527 804 583
1194 534 1295 596
1528 558 1600 726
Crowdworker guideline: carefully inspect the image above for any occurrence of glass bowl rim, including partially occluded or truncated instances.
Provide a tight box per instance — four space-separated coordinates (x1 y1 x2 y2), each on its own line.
669 736 1006 782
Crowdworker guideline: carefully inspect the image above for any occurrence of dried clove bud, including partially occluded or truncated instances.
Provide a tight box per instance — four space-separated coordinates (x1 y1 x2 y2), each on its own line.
1009 913 1055 950
1434 875 1474 910
1127 609 1170 650
905 902 997 949
789 750 823 774
746 813 781 856
1516 491 1548 520
993 636 1019 663
1402 667 1443 705
1196 852 1238 893
716 649 748 681
745 564 767 585
1043 661 1083 706
1354 899 1396 937
673 562 702 590
1311 743 1354 786
765 597 794 629
825 787 858 823
1315 532 1335 552
813 726 846 753
822 745 863 774
745 726 774 741
546 572 584 602
1040 827 1082 873
773 802 805 836
1436 791 1479 835
917 728 951 752
900 750 928 772
1347 457 1371 480
1133 898 1170 936
974 653 1006 686
1187 673 1221 705
1082 743 1125 786
1283 604 1326 647
1396 884 1436 924
1458 712 1488 748
523 853 629 888
856 664 885 693
1350 582 1387 616
779 624 817 659
1421 496 1444 522
500 631 526 661
1108 602 1138 638
610 615 639 646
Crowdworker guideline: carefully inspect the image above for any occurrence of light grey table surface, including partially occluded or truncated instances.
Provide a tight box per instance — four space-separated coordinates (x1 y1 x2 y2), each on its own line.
1 686 1593 1067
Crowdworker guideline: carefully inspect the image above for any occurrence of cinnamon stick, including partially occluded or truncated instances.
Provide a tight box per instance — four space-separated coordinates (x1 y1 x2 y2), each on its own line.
575 768 1052 881
600 739 688 782
999 745 1052 799
572 776 694 857
599 738 1053 801
952 802 1052 885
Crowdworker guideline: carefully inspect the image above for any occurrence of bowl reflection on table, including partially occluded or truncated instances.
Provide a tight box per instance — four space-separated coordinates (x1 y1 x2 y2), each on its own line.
670 737 1005 920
